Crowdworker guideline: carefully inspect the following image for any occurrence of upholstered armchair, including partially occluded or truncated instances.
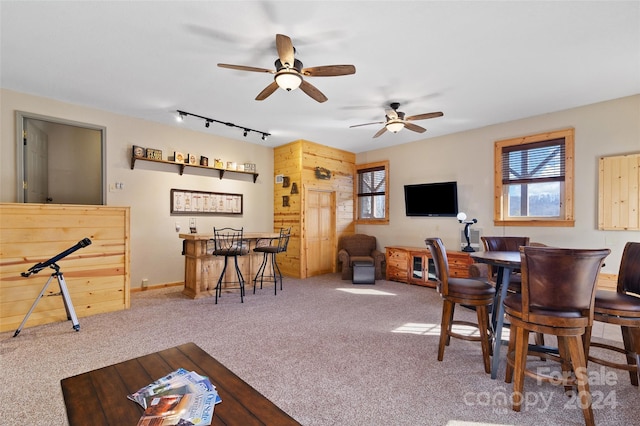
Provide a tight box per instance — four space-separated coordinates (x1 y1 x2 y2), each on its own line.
338 234 386 280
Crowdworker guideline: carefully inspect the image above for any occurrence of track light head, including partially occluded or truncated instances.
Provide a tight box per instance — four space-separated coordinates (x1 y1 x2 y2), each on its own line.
243 129 248 137
205 121 210 128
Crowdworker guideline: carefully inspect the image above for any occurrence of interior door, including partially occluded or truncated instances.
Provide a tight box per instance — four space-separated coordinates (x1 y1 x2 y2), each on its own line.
305 189 336 277
24 119 49 203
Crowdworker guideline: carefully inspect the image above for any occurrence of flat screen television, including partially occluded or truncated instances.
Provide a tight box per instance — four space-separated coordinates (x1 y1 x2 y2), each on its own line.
404 181 459 217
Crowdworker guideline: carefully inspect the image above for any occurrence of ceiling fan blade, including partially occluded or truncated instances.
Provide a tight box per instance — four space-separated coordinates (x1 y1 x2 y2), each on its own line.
276 34 295 67
373 127 388 138
301 65 356 77
385 108 398 120
218 63 274 74
404 122 427 133
255 81 280 101
349 121 385 128
299 80 328 103
406 111 444 121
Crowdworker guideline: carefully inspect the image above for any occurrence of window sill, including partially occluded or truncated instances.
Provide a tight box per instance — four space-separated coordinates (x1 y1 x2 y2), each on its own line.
356 218 389 225
494 219 575 227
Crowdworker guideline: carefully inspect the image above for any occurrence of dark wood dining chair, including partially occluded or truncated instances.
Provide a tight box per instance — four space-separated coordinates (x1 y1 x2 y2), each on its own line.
425 238 495 374
253 227 291 295
585 241 640 386
212 227 248 303
504 246 610 426
480 236 530 292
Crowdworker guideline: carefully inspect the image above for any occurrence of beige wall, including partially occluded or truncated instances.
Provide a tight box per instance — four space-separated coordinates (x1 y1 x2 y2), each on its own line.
1 89 274 289
356 94 640 275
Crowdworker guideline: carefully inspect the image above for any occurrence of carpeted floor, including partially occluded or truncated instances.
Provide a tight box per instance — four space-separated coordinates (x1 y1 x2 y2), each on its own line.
0 274 635 425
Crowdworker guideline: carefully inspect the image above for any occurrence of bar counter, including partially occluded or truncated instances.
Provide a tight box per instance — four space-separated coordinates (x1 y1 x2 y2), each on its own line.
179 232 278 299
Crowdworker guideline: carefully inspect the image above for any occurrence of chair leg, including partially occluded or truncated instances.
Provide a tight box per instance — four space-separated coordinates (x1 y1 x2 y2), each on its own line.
253 252 269 294
511 326 529 412
215 256 229 304
557 336 574 394
476 305 492 374
445 303 455 346
438 300 454 361
233 255 244 303
269 252 278 295
505 322 517 383
567 335 595 426
273 253 283 293
622 326 640 386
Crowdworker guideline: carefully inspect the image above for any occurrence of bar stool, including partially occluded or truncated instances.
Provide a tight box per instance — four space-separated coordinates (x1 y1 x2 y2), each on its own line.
586 241 640 386
211 227 248 303
425 237 495 374
253 228 290 295
504 246 609 426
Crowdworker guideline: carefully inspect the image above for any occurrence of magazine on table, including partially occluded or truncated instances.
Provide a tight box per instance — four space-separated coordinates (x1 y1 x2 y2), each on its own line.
128 368 221 426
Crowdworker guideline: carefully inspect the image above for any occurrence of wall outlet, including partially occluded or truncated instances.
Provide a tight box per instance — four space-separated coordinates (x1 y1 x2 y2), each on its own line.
175 222 181 232
141 278 148 288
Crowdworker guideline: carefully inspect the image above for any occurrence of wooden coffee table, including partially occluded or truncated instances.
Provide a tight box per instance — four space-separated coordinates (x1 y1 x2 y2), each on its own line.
61 342 300 425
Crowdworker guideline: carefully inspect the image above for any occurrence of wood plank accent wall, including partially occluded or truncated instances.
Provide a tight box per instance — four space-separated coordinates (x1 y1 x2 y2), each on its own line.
274 140 356 278
598 152 640 230
0 203 130 332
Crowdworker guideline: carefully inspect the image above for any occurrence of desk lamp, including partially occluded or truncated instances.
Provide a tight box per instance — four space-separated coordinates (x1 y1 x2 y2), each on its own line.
457 212 478 252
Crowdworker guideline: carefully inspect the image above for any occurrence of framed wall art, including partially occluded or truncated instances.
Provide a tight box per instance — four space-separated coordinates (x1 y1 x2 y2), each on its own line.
170 189 243 215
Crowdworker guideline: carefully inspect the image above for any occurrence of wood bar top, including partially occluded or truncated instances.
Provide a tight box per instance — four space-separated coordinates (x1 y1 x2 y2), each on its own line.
179 232 279 241
61 342 300 425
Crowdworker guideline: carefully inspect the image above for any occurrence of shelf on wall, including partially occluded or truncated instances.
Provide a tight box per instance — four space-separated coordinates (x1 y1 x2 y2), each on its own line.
130 156 259 183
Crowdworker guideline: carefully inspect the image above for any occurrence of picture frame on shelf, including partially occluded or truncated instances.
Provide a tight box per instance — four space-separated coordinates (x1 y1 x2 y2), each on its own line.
133 145 146 158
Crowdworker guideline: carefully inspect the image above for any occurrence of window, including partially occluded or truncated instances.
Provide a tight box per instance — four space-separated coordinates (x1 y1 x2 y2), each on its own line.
356 161 389 224
494 128 574 227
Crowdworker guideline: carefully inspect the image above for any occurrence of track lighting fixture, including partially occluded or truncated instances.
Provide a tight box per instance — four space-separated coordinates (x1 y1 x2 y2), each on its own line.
176 110 270 141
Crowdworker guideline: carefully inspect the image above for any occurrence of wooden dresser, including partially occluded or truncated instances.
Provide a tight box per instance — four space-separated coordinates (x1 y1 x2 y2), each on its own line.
385 245 474 288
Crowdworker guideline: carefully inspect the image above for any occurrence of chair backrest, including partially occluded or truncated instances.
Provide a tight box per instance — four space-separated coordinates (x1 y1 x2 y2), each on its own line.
618 242 640 295
212 227 246 256
425 238 450 295
519 246 609 319
482 236 530 252
481 236 530 277
339 234 377 256
277 227 291 253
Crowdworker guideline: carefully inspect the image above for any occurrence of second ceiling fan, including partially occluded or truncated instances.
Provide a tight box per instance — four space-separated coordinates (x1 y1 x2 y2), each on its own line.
218 34 356 103
350 103 444 138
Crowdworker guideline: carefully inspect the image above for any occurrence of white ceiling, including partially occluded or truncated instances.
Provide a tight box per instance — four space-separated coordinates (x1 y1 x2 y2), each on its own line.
2 1 639 153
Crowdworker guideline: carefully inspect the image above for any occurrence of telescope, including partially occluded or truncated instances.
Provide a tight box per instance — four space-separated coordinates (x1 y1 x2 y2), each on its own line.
14 237 92 337
21 238 92 277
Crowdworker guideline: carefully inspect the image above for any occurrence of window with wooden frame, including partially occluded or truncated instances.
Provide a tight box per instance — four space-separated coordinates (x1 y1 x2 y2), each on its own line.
356 161 389 224
494 128 574 227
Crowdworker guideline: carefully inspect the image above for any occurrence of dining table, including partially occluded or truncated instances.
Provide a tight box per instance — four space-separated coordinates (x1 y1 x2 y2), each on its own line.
470 250 521 379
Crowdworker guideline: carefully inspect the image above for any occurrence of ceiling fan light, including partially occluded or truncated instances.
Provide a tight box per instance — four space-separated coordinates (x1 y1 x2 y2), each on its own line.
386 121 404 133
275 71 302 91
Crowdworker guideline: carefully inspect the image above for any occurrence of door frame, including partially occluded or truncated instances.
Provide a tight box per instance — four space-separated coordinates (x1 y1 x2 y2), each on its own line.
15 111 107 204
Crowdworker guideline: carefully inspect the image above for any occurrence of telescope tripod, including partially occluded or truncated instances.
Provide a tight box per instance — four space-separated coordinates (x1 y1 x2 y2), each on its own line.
13 264 79 337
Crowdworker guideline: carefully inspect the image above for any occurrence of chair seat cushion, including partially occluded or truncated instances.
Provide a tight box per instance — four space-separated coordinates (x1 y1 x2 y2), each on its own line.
254 246 279 254
447 277 495 298
594 290 640 317
212 248 248 256
504 293 589 328
350 255 374 265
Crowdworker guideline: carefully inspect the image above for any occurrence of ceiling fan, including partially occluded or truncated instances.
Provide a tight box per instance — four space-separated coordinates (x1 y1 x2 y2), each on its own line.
350 103 444 138
217 34 355 103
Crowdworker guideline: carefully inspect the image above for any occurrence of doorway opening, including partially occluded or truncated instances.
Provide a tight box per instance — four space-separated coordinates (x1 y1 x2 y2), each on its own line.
16 111 106 204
